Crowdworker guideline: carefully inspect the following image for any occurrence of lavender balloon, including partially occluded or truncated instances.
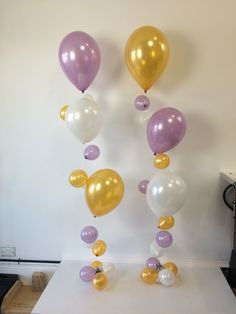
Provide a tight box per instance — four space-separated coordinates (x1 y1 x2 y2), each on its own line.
156 231 173 248
138 180 149 194
84 145 100 160
80 266 96 282
58 31 101 92
147 107 187 154
81 226 98 244
135 95 150 111
146 257 160 269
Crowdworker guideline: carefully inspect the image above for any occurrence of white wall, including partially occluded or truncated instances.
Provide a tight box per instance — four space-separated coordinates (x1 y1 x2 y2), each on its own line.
0 0 235 263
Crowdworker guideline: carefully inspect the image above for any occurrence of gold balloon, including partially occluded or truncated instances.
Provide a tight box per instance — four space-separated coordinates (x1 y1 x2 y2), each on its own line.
141 267 158 284
125 26 169 92
69 170 88 188
92 240 107 257
153 153 170 169
164 262 178 275
92 273 107 290
85 169 124 217
59 105 69 120
158 216 175 230
91 260 103 269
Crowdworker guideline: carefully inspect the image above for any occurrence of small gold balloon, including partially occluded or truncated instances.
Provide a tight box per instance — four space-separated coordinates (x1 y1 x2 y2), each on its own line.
141 267 158 284
69 170 88 188
164 262 178 275
59 105 69 120
91 260 103 269
92 273 107 290
158 216 175 230
153 153 170 169
92 240 107 257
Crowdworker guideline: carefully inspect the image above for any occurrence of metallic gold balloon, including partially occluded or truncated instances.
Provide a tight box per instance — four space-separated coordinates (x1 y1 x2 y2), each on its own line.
141 267 158 284
59 105 69 120
153 153 170 169
125 26 169 92
92 273 107 290
69 169 88 188
158 216 175 230
164 262 178 275
92 240 107 257
91 260 103 269
85 169 124 217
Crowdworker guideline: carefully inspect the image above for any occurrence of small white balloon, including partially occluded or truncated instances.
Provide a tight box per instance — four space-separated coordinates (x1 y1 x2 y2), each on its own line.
150 239 162 257
84 242 95 248
158 269 176 286
102 263 116 278
146 171 187 216
66 97 102 143
136 110 152 126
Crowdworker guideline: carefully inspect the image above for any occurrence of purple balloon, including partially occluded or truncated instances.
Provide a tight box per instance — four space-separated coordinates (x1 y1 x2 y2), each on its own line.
81 226 98 244
146 257 160 269
80 266 96 282
156 231 173 248
138 180 149 194
135 95 150 111
58 31 101 92
147 107 187 154
84 145 100 160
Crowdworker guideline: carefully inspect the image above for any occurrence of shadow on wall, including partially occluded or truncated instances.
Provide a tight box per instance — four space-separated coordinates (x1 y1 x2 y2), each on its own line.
155 31 197 93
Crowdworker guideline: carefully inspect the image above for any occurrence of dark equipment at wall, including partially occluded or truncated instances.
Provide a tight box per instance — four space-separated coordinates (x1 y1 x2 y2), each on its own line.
223 182 236 287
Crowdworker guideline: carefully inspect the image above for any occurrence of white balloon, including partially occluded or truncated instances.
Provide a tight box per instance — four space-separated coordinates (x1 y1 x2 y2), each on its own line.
84 242 94 248
158 269 176 286
146 171 187 216
102 263 116 278
66 97 102 143
149 239 162 257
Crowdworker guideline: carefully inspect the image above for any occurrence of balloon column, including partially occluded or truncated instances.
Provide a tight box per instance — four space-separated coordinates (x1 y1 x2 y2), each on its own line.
125 26 187 287
58 31 125 290
79 226 115 290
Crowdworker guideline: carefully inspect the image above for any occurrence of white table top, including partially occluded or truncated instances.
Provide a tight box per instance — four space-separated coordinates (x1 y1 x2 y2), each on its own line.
32 260 236 314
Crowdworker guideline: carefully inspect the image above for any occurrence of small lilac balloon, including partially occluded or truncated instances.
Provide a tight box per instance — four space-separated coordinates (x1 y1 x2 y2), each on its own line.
58 31 101 92
146 257 160 269
138 180 149 194
156 231 173 248
147 107 187 154
84 145 100 160
81 226 98 244
135 95 150 111
80 266 96 282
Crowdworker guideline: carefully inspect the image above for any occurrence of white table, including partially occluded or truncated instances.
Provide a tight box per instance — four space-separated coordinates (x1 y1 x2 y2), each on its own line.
32 260 236 314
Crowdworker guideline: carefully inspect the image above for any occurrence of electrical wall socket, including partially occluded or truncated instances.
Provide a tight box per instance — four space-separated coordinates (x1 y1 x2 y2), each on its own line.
0 246 16 257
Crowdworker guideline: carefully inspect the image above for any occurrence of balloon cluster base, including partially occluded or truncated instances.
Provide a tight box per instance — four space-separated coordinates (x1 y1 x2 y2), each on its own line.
141 257 178 286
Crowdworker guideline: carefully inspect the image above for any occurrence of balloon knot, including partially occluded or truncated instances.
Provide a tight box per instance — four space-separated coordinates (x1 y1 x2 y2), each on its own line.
82 90 85 93
144 90 147 93
94 216 96 218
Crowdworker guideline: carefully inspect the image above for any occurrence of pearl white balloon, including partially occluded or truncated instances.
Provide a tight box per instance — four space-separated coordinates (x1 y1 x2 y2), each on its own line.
149 239 162 257
102 263 116 278
158 269 176 286
84 242 95 248
146 171 187 216
66 97 102 143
